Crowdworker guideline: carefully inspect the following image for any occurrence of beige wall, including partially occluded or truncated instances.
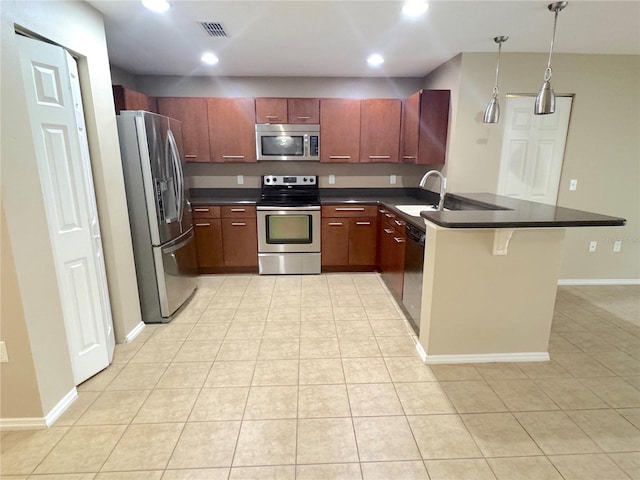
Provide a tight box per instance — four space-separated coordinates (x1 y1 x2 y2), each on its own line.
137 75 424 99
0 209 43 419
424 53 640 281
420 226 566 357
1 0 142 419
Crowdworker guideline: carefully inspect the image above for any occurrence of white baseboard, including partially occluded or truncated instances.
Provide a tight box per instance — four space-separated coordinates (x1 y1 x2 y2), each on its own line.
415 341 427 363
558 278 640 286
0 387 77 431
45 387 77 427
424 352 550 365
125 321 145 343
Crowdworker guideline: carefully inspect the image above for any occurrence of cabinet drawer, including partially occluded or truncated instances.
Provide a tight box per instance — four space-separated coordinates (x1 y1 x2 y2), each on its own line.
383 218 406 237
221 205 256 218
192 205 220 219
322 205 377 218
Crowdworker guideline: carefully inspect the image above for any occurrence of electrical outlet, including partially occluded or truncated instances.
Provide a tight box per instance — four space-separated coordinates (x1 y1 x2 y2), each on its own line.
237 175 244 185
390 174 397 185
329 174 335 185
0 342 8 363
569 179 578 191
613 240 622 252
588 241 597 252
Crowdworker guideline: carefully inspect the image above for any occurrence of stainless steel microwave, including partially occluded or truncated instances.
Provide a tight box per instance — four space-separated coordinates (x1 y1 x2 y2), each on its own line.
255 124 320 161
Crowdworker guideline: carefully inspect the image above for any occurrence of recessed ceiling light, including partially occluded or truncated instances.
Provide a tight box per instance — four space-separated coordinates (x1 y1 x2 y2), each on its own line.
142 0 170 13
201 52 219 65
367 54 384 67
402 0 429 17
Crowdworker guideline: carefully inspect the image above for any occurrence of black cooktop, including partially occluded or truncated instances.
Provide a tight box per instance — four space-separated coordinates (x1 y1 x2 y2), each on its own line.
258 175 320 207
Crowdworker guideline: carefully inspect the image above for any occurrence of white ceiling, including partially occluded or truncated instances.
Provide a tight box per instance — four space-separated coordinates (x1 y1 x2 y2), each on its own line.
87 0 640 78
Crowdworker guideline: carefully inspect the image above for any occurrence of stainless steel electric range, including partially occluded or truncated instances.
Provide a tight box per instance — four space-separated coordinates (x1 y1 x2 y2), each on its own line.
256 175 321 275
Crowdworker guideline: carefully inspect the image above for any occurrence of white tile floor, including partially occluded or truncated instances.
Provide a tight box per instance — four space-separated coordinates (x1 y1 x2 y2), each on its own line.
1 274 639 479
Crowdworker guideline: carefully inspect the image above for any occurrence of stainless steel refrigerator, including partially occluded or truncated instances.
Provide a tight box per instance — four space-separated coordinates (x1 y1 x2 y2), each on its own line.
117 111 198 323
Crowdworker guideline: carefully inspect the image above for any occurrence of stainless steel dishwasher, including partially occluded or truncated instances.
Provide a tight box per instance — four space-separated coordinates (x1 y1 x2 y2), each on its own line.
402 223 426 334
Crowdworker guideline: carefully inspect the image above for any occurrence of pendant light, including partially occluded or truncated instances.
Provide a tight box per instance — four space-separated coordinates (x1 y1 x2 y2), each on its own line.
483 36 508 124
535 1 568 115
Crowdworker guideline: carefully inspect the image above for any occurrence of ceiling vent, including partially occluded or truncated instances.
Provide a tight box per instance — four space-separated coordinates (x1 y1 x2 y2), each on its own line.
200 22 228 38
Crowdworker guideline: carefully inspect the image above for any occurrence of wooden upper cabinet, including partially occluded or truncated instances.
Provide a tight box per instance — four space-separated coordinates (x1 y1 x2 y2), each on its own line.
360 99 402 163
113 85 156 114
288 98 320 124
255 98 288 123
320 99 361 163
207 97 256 162
400 91 420 163
157 97 210 162
401 89 451 165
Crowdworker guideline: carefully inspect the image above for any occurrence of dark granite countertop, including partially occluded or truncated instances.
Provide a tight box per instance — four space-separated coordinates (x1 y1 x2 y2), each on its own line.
190 188 626 230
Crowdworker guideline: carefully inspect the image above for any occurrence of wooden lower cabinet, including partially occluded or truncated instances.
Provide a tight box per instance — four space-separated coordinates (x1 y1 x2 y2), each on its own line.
194 220 223 269
221 206 258 269
192 205 257 271
321 205 377 270
378 209 406 298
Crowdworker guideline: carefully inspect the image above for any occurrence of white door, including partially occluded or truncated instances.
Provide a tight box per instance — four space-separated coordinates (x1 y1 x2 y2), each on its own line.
497 95 573 205
17 34 115 385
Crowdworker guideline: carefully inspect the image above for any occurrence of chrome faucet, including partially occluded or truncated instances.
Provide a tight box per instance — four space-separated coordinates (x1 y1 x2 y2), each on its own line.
419 170 447 211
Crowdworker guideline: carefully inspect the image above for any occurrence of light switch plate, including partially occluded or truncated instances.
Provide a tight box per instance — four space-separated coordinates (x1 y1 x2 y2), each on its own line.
237 175 244 185
588 241 597 252
613 240 622 252
390 174 397 185
329 174 335 185
569 179 578 191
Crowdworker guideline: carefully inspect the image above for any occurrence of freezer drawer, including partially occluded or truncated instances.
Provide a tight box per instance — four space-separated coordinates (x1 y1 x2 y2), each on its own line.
153 228 198 318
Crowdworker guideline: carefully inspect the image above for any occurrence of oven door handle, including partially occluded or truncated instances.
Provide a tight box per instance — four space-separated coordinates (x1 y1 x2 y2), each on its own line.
256 206 321 211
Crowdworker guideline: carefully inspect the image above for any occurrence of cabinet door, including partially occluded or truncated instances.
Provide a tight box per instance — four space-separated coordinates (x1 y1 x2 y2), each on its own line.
157 97 210 162
194 219 224 268
360 99 401 163
288 98 320 124
321 218 349 266
256 98 287 123
418 90 450 165
222 218 258 267
348 217 377 266
400 91 420 164
320 99 361 163
113 85 155 114
208 98 256 162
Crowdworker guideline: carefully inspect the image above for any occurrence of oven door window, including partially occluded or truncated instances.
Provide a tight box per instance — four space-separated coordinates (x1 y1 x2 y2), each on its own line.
261 135 304 157
266 214 312 244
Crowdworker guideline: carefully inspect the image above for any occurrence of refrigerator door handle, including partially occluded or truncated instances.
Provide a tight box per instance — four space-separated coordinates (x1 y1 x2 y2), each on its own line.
167 129 184 225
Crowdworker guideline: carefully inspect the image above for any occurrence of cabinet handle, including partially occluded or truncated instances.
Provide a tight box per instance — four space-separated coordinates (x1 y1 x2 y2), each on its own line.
194 208 210 212
329 155 351 159
195 223 210 227
296 116 311 119
230 208 246 212
222 155 245 159
384 229 394 234
265 115 279 119
335 207 365 211
185 154 197 159
384 213 394 218
369 155 391 159
328 222 343 226
402 156 416 159
394 237 406 243
231 222 247 226
355 222 371 225
394 219 406 226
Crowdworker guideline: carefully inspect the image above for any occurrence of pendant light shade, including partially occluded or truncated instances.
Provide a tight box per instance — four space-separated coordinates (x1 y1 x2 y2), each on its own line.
535 2 567 115
483 36 508 124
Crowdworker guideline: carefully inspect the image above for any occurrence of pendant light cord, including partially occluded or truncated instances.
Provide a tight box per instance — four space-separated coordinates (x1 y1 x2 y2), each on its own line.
492 41 502 97
544 8 560 81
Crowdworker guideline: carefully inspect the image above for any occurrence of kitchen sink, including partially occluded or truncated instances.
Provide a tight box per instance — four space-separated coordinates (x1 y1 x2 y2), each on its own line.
395 204 450 216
